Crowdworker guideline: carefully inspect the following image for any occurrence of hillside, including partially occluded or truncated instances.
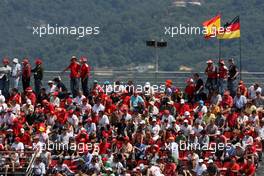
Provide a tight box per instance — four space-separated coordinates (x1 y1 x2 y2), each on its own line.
0 0 263 71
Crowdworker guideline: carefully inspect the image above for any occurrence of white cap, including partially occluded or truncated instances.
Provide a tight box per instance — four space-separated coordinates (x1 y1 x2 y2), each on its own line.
48 80 54 84
207 159 213 164
139 120 146 125
13 58 18 64
152 118 157 122
184 119 188 123
184 111 190 116
180 99 185 104
198 159 204 163
145 82 151 87
167 101 174 105
216 131 221 135
149 101 155 106
26 99 32 105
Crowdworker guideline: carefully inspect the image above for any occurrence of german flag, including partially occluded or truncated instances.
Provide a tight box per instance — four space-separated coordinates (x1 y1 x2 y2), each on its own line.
203 15 221 39
217 16 240 39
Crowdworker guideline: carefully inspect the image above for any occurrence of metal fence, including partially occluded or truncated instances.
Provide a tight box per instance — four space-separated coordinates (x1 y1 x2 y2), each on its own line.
40 70 264 90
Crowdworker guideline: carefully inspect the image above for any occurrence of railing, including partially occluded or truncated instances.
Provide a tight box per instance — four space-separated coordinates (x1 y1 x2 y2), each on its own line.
39 70 264 90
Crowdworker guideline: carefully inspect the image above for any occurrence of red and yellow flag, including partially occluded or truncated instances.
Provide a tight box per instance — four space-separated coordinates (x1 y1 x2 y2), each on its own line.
203 15 221 39
217 16 240 39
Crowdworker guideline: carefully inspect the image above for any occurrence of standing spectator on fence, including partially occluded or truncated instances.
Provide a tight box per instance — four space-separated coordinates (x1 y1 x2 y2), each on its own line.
205 59 218 95
0 58 12 98
22 58 31 91
32 58 43 95
62 56 80 98
80 56 90 97
218 59 228 95
227 58 239 97
11 58 21 89
193 73 205 101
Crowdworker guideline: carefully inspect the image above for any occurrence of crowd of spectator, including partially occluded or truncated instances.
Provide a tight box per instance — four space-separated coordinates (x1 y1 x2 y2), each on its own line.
0 56 263 176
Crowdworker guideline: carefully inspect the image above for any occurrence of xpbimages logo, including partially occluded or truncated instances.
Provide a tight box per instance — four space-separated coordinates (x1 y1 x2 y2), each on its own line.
32 24 100 38
164 24 231 38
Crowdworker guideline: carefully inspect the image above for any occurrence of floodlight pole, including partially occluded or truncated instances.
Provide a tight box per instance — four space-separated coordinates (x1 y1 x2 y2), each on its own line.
146 39 167 84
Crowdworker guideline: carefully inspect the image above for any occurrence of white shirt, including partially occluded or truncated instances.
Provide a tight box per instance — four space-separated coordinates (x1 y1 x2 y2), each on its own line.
99 115 109 128
194 163 207 176
12 63 21 77
11 142 24 151
33 162 46 175
73 95 86 105
0 65 11 79
123 113 132 121
234 95 247 109
92 104 105 114
47 85 57 94
258 126 264 140
248 86 262 99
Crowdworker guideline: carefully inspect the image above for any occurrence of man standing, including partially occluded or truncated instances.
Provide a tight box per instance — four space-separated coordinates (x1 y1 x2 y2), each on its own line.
205 59 218 95
218 60 228 95
32 58 43 95
63 56 80 98
22 58 31 91
11 58 21 89
227 58 239 97
80 56 90 97
0 58 12 98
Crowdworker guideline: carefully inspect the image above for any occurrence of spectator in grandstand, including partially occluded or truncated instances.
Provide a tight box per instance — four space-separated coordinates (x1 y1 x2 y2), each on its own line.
80 56 90 97
53 77 68 99
193 73 205 101
205 59 218 95
193 159 207 176
253 90 264 108
21 58 31 92
47 80 56 94
31 58 44 95
248 83 262 100
233 90 247 111
240 159 256 176
11 58 21 89
0 58 12 98
218 59 228 95
206 159 219 176
62 56 81 98
227 58 239 97
237 80 247 96
32 157 46 176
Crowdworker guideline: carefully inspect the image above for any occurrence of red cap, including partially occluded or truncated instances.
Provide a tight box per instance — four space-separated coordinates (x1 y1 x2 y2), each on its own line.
124 136 130 141
15 137 20 142
68 109 74 114
206 59 213 64
80 56 87 62
22 58 29 65
164 110 170 115
165 79 173 85
35 58 42 65
25 86 33 92
2 57 9 64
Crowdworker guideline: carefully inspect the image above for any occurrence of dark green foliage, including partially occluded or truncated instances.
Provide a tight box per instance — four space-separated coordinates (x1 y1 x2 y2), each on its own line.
0 0 263 71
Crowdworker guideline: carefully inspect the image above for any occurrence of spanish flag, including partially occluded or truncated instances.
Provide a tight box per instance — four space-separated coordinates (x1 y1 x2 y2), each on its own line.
203 15 221 39
217 16 240 39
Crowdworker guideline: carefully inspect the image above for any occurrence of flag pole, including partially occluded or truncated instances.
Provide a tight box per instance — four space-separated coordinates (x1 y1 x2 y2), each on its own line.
218 39 221 63
239 37 242 80
239 15 242 80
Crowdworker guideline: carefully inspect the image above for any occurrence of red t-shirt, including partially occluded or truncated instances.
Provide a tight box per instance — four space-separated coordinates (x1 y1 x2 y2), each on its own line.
99 142 111 154
67 62 80 78
22 64 31 78
241 163 255 176
218 65 228 79
80 63 90 79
